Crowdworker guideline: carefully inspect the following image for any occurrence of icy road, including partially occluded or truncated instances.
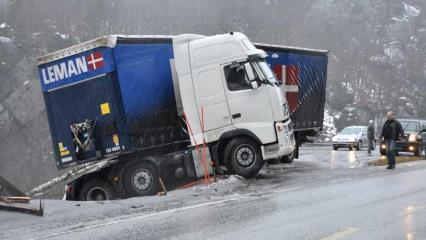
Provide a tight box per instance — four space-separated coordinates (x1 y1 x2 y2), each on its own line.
1 146 426 240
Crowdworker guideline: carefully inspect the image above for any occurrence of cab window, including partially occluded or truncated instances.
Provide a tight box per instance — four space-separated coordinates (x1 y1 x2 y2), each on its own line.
224 62 256 91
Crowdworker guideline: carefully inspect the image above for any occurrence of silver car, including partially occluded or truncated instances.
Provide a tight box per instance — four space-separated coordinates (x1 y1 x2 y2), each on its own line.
332 126 372 151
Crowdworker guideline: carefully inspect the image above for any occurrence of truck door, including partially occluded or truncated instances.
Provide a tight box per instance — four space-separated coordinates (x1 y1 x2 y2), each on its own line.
192 65 232 131
222 62 275 142
47 73 126 166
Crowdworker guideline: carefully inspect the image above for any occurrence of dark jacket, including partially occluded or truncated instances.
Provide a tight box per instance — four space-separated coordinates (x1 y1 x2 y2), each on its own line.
381 120 404 141
367 125 375 140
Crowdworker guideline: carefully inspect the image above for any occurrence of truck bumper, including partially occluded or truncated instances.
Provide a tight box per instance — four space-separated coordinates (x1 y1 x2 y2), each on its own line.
261 120 295 160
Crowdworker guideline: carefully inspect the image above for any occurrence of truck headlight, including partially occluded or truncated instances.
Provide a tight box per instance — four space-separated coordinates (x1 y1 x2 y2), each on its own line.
282 103 290 116
408 134 417 142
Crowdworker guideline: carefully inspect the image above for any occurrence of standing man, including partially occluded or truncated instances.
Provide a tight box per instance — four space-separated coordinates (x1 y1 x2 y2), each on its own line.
381 111 404 169
367 120 375 154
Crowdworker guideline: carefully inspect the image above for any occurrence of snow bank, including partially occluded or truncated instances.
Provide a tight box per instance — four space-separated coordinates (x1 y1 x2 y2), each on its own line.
192 175 245 192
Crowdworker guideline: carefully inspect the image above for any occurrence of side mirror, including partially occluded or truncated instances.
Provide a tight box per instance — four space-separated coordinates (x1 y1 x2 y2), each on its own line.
250 81 259 90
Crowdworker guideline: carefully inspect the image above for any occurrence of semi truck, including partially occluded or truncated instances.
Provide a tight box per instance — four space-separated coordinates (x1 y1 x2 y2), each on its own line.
36 32 327 201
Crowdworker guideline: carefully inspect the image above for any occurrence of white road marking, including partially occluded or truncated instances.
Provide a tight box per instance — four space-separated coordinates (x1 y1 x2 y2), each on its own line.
270 186 304 194
319 227 359 240
329 178 353 183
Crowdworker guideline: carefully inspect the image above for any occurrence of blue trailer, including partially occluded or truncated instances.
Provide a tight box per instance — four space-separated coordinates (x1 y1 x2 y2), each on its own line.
38 37 187 169
38 36 198 199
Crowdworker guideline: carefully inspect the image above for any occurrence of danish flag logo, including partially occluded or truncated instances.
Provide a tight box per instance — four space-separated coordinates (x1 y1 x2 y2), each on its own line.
273 65 300 113
86 52 104 70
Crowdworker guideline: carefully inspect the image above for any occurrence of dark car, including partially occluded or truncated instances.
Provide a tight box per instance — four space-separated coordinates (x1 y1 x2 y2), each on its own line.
380 119 426 156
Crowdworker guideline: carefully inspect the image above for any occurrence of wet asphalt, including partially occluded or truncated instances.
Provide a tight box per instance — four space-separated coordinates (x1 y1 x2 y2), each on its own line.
1 146 426 240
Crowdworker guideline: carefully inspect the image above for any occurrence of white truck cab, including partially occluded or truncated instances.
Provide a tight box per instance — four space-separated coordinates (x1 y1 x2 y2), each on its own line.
173 32 295 176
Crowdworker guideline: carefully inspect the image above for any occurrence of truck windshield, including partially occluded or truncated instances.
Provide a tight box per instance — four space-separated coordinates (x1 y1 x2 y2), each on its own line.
400 121 419 133
257 61 278 85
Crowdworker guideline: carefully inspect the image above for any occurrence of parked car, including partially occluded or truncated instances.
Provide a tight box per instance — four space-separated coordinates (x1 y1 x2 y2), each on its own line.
380 119 426 156
332 126 373 151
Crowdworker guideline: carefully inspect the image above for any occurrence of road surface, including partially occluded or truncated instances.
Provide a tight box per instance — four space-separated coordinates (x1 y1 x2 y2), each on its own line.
1 146 425 240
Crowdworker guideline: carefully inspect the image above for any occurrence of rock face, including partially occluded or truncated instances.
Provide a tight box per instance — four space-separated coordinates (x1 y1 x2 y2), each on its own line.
0 0 425 196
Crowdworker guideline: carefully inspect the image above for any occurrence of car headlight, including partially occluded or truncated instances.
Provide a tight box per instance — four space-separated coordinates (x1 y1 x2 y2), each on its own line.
381 144 386 149
408 134 417 142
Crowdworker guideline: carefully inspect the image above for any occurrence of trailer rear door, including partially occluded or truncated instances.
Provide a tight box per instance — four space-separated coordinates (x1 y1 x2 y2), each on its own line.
38 47 127 168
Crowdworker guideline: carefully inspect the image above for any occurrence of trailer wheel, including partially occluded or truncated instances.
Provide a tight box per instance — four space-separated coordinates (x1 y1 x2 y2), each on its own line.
123 161 159 197
280 150 295 164
224 137 264 178
79 178 117 201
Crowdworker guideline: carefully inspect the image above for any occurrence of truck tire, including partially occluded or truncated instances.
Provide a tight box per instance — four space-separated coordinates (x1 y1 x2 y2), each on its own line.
224 137 264 178
123 161 160 197
79 178 117 201
280 150 295 164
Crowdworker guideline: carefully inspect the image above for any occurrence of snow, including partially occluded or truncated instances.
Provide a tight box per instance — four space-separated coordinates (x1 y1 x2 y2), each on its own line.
370 55 387 64
403 2 420 18
392 17 408 23
60 34 70 40
193 175 245 192
323 108 337 135
384 45 404 62
0 36 14 43
54 32 70 40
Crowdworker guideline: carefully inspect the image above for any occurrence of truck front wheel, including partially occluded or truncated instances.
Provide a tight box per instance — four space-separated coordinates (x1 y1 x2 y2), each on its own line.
224 137 264 178
280 150 295 164
79 178 117 201
123 161 160 197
